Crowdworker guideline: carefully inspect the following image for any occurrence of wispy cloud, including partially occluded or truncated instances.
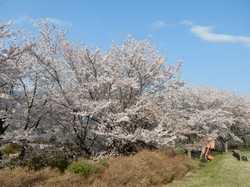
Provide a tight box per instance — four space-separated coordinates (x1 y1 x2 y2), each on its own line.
181 20 250 47
48 18 72 27
13 16 72 27
151 20 165 30
13 15 33 25
146 34 154 38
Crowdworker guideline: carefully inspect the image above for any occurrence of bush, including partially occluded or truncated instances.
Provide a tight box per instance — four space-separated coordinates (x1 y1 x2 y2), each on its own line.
67 159 110 179
68 161 94 177
0 150 196 186
102 150 198 186
1 142 75 171
2 144 21 155
21 153 70 172
49 155 70 173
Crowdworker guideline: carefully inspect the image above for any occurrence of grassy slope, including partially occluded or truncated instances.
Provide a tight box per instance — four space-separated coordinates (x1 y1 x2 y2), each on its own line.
0 150 197 187
168 151 250 187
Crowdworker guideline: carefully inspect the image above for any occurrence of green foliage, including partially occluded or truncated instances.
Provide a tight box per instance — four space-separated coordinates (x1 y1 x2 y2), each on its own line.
13 144 73 171
21 153 71 172
24 154 47 170
49 155 70 173
68 161 94 177
2 144 21 155
68 159 109 177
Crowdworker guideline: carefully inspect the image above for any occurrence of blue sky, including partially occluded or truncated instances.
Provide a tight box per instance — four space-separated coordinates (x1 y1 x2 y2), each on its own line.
1 0 250 95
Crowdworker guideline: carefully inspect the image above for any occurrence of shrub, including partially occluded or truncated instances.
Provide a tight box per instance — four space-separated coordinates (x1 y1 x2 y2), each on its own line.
68 161 94 177
0 150 196 186
4 143 75 171
102 150 198 186
0 167 56 187
49 155 70 173
67 159 110 180
2 144 21 155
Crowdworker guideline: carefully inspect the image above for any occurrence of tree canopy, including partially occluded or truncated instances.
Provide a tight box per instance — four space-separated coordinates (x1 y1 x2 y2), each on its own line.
0 19 250 166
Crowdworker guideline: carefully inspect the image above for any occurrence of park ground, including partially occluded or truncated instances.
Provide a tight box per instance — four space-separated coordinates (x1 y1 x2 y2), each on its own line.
0 150 250 186
169 150 250 187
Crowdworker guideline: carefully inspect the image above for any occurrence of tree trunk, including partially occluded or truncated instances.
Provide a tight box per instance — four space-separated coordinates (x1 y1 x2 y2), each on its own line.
224 141 228 153
19 141 28 160
187 149 192 158
0 118 9 135
0 119 4 135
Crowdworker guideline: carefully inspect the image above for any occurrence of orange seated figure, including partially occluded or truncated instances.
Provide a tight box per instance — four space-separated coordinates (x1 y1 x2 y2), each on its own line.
207 155 215 160
201 139 215 161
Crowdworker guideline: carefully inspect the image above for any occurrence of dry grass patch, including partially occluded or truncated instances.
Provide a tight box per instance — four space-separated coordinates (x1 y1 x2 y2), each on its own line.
0 150 197 187
0 167 59 187
102 150 198 187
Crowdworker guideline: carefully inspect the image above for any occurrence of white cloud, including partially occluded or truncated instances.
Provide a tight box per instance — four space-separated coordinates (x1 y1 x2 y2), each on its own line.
13 15 32 25
181 20 250 47
146 34 154 38
151 20 165 30
13 16 72 27
180 20 193 26
48 18 72 27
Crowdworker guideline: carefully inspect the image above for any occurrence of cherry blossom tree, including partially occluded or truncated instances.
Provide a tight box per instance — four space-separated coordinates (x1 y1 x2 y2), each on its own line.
1 19 250 167
9 19 184 157
0 21 22 135
174 86 250 152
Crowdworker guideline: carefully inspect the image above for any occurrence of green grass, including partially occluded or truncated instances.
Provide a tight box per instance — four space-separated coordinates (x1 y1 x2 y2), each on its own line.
168 150 250 187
